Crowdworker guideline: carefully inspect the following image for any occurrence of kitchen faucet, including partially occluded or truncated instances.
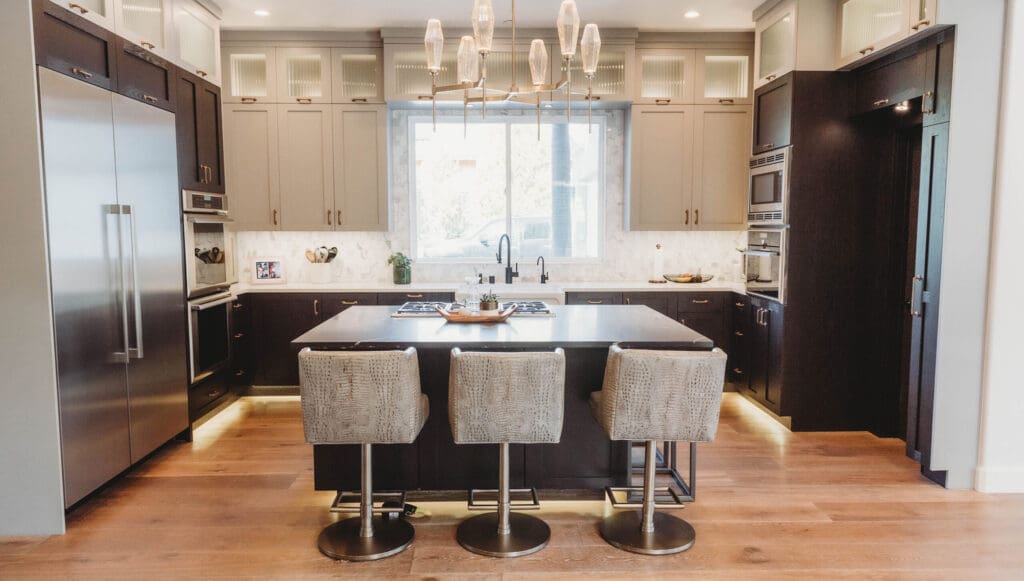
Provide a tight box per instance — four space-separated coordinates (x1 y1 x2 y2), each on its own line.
537 256 549 284
496 234 519 284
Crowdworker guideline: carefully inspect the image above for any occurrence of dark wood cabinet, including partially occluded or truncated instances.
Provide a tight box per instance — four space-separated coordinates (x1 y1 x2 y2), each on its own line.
34 0 117 91
752 73 793 154
677 292 727 353
252 293 322 386
923 36 954 127
115 40 176 112
229 295 253 389
854 50 927 115
565 292 623 305
319 293 378 320
728 293 750 386
176 70 224 193
746 296 784 414
376 292 455 306
622 292 676 316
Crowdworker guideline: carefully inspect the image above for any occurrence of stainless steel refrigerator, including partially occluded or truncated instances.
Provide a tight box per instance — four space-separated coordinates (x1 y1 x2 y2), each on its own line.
38 68 189 508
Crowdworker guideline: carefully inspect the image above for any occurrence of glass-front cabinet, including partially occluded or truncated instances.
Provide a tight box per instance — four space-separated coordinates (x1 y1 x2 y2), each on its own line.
837 0 910 67
634 49 694 105
910 0 937 32
174 0 220 84
558 45 632 102
384 45 458 102
115 0 173 59
332 48 384 103
695 49 752 105
222 46 277 103
277 48 332 104
53 0 116 31
755 4 796 87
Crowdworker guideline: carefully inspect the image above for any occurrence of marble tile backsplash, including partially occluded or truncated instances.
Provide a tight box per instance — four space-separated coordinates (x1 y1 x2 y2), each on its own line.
234 107 745 285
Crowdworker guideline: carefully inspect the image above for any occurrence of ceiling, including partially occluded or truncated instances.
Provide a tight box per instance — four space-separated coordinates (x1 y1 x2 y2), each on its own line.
217 0 762 32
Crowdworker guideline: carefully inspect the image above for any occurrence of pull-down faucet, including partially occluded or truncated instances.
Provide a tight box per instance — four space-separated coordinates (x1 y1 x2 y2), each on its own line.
496 234 519 284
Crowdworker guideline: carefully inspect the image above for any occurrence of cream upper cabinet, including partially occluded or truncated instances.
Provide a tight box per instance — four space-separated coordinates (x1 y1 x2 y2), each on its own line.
277 104 334 231
277 48 332 104
694 49 753 105
223 46 277 103
836 0 912 67
332 48 384 103
174 0 220 84
332 105 387 231
114 0 174 59
755 3 796 87
909 0 937 33
384 44 458 102
557 44 633 102
629 105 694 231
634 49 694 105
692 105 751 230
223 103 281 230
53 0 116 32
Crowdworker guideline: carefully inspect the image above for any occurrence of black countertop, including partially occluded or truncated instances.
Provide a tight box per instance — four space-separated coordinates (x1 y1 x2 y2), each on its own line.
292 305 714 350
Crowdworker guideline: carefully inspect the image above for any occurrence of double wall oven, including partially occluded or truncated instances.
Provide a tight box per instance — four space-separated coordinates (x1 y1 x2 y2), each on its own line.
745 146 791 304
183 190 235 385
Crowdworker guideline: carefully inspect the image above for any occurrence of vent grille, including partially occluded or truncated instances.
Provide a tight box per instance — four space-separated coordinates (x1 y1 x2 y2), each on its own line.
749 151 786 168
748 211 784 223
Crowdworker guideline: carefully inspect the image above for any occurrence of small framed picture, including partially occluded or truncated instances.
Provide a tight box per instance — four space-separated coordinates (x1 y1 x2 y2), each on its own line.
253 258 285 284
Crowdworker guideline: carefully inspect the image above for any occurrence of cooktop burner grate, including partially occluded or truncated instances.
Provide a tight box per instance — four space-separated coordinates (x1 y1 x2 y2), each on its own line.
392 301 554 317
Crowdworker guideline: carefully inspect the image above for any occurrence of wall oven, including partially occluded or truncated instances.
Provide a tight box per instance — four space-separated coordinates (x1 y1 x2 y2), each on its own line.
748 146 791 226
188 291 233 385
183 190 233 299
743 228 788 304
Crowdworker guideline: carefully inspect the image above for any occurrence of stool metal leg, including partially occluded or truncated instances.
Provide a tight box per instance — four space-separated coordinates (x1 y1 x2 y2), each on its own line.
317 444 415 561
456 443 551 558
599 441 696 556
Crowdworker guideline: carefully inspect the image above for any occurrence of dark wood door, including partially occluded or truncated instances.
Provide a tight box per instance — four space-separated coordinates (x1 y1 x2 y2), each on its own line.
176 70 224 193
34 0 117 91
855 50 927 115
196 82 224 191
229 295 253 388
115 40 176 112
252 293 322 386
752 74 793 154
622 292 676 317
678 311 725 350
763 301 785 410
728 293 750 386
319 293 378 320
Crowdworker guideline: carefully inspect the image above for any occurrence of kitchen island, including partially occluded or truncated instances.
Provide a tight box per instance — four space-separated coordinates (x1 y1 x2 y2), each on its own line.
293 304 713 494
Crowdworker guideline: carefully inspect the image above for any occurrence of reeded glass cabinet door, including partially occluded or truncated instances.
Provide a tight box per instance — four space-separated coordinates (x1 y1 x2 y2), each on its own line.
223 46 276 103
277 48 332 104
695 49 752 105
175 0 220 84
384 45 458 102
55 0 116 31
115 0 172 58
332 49 383 103
556 45 631 102
838 0 910 65
757 8 795 86
635 49 694 105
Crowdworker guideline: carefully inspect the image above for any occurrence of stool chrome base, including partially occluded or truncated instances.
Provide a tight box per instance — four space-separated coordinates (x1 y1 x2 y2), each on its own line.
317 516 415 562
457 512 550 558
598 510 696 556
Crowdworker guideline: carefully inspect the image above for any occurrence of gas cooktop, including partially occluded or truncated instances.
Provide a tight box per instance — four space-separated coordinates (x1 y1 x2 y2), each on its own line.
392 301 554 318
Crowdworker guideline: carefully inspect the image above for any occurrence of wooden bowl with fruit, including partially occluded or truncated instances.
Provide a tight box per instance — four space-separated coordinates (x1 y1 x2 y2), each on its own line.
663 273 715 284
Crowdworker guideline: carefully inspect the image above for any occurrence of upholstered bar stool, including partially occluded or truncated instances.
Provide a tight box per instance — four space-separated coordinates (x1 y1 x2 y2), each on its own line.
590 345 727 555
448 348 566 558
298 347 429 561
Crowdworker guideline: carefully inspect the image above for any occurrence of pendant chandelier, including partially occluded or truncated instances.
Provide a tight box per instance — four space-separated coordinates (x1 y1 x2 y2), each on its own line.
423 0 602 136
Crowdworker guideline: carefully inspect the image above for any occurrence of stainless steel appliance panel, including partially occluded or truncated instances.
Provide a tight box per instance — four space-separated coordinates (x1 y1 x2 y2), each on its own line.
112 93 189 464
748 146 791 225
188 292 234 384
38 68 132 508
743 228 788 304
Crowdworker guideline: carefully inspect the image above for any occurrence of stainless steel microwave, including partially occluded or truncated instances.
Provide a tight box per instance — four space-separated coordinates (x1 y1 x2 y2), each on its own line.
748 146 791 226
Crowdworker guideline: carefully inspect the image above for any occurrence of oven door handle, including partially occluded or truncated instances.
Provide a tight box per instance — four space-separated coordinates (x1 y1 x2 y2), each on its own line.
191 294 235 311
742 248 781 257
185 214 234 225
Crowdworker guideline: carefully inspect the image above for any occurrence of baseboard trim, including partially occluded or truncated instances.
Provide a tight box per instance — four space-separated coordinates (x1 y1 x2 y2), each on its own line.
975 465 1024 492
245 385 300 397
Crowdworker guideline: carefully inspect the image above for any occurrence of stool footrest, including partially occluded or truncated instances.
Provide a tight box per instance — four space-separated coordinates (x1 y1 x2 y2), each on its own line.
467 487 541 511
330 490 407 514
605 486 685 510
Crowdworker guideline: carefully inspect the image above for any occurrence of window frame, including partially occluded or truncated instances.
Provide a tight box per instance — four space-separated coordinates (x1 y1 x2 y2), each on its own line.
406 111 608 265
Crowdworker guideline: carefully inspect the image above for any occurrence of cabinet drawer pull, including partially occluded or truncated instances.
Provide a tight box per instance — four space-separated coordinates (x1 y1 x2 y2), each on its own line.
327 209 332 225
406 293 424 298
232 302 244 310
684 209 690 225
196 69 208 78
417 95 433 101
718 98 735 104
207 389 221 398
695 209 699 225
68 2 88 13
873 98 890 107
337 210 342 225
734 301 746 308
233 332 245 340
732 368 744 375
71 67 93 79
341 300 359 305
234 370 246 377
859 45 875 56
765 74 777 81
272 209 279 226
142 94 157 102
911 19 931 31
296 98 312 104
734 330 745 337
586 95 601 101
313 299 320 317
586 299 604 304
241 97 257 103
351 98 368 103
691 299 710 305
141 41 155 50
654 99 671 105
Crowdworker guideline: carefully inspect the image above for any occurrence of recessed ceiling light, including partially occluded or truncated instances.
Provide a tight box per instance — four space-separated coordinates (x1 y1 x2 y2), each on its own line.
684 10 700 19
253 9 270 17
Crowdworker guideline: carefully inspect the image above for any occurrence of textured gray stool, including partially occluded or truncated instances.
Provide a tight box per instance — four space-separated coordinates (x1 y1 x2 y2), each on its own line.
448 348 566 558
298 347 429 561
590 345 726 555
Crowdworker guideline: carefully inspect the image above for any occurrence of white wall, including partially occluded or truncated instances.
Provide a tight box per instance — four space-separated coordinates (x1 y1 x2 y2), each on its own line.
927 0 1007 489
0 0 67 534
976 0 1024 493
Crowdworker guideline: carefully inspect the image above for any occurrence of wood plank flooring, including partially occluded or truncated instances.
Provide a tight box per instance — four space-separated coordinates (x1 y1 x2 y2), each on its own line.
2 393 1023 579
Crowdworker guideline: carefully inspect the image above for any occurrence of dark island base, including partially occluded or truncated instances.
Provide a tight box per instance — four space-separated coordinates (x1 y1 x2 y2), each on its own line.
313 348 631 492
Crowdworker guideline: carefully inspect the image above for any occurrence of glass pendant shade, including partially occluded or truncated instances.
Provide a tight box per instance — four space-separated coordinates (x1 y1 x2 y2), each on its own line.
529 39 549 86
424 19 444 72
581 24 601 75
557 0 581 58
457 36 479 83
471 0 495 54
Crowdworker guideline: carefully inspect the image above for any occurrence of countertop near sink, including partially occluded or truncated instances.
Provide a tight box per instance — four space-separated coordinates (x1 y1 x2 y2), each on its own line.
231 280 746 295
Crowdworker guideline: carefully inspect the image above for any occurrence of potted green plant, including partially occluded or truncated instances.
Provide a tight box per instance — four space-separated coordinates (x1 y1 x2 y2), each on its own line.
479 290 499 313
387 252 412 285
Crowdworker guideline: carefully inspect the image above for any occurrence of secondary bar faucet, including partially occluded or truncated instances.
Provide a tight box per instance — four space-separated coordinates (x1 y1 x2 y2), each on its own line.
496 234 519 284
537 256 549 284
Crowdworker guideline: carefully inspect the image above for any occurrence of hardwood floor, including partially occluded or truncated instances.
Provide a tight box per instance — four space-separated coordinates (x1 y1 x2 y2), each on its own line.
2 393 1023 579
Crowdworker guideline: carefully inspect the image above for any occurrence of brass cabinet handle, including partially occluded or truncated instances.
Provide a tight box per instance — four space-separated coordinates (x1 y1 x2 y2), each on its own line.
765 74 777 81
313 299 320 317
685 209 690 225
207 388 221 398
586 95 601 101
873 98 890 107
586 299 604 304
734 330 745 337
272 209 279 226
337 210 342 225
68 2 88 13
296 98 312 104
241 97 257 103
232 332 245 340
718 98 735 104
735 301 746 308
341 300 359 305
695 209 699 225
141 41 155 50
142 94 157 102
234 370 246 377
196 69 208 78
351 98 368 103
417 95 433 100
327 209 332 225
911 19 931 31
406 294 424 298
71 67 93 79
859 45 875 56
655 99 671 105
692 299 710 305
232 302 244 310
732 368 744 375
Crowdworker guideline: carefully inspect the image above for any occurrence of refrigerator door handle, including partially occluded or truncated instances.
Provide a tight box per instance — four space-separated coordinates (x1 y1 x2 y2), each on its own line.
122 204 145 359
108 204 130 364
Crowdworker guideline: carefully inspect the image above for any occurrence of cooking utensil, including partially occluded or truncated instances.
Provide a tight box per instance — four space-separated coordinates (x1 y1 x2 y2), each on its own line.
326 247 338 263
305 249 317 263
316 247 328 263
